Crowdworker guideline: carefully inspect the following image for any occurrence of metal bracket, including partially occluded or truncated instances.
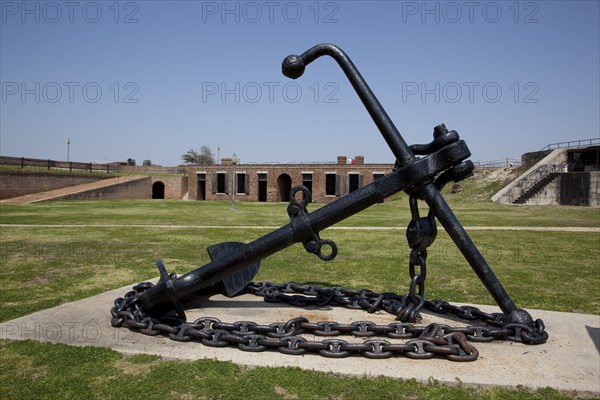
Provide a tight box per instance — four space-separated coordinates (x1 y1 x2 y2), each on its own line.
288 185 337 261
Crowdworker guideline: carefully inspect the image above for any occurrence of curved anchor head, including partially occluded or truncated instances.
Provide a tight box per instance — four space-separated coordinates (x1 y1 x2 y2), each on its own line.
282 54 305 79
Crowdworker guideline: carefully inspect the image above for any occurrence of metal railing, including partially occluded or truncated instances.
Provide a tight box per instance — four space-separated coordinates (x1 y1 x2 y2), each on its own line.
0 156 189 175
540 138 599 151
0 156 118 173
472 159 521 168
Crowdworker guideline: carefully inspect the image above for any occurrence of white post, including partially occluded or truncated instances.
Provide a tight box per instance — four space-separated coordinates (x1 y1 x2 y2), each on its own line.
231 153 238 210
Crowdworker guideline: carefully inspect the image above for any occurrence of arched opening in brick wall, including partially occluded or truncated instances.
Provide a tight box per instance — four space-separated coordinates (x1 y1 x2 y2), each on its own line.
277 174 291 202
152 181 165 199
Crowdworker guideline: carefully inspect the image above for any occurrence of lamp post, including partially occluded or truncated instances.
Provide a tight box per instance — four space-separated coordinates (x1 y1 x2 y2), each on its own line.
230 153 238 210
67 138 71 162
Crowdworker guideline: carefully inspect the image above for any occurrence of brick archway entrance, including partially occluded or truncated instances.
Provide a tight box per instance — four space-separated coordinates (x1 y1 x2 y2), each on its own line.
277 174 291 202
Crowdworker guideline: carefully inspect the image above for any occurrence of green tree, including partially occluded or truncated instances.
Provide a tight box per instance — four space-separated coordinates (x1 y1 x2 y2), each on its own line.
181 146 215 165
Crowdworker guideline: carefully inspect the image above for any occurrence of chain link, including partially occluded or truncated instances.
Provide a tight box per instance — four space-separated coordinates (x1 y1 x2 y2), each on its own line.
403 191 438 322
111 281 547 362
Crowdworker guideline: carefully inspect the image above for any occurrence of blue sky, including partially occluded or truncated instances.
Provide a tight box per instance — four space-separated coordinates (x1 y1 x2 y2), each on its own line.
1 0 599 165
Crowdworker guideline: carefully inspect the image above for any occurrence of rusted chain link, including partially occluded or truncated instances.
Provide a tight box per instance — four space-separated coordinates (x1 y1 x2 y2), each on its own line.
245 282 547 344
111 281 547 362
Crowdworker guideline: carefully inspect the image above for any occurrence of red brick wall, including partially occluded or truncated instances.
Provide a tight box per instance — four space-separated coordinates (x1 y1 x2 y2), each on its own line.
151 176 188 200
57 177 151 200
188 163 393 204
0 171 107 200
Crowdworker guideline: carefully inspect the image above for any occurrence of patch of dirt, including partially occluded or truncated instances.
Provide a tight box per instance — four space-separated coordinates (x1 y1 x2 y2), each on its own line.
77 267 136 291
478 167 519 185
274 386 299 400
169 391 200 400
113 357 157 376
301 312 332 322
25 275 51 286
2 350 48 380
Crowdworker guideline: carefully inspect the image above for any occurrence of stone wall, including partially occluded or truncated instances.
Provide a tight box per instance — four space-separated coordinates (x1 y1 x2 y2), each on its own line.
503 172 600 206
521 150 552 169
560 172 600 207
590 172 600 207
524 175 561 205
559 173 589 206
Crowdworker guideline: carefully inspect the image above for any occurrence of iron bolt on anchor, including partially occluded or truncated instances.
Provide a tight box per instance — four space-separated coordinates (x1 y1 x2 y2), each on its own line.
114 44 548 358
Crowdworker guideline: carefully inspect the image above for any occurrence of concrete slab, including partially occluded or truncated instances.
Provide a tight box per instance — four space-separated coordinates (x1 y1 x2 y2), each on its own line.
1 282 598 394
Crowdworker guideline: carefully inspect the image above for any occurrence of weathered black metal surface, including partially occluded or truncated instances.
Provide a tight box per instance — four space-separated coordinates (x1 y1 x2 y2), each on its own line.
117 43 547 355
207 242 260 297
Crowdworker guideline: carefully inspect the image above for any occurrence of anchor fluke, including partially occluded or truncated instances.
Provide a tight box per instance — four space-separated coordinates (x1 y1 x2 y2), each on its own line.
207 242 261 297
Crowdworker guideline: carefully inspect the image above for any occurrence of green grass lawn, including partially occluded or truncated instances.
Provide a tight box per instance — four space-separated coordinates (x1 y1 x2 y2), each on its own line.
1 170 599 399
1 226 597 323
0 340 578 400
1 195 598 228
1 166 598 228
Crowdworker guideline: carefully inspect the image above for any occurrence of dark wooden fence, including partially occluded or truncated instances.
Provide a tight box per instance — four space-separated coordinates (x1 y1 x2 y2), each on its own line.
0 156 119 173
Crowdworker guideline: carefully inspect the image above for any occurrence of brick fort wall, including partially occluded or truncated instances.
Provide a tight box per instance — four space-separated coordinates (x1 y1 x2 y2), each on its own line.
0 171 108 200
188 156 394 204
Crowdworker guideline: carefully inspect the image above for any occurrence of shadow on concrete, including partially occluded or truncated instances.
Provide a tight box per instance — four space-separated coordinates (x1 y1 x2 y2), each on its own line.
586 325 600 354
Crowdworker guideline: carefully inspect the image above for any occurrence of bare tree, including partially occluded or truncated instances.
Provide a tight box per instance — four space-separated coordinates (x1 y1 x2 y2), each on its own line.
182 146 215 165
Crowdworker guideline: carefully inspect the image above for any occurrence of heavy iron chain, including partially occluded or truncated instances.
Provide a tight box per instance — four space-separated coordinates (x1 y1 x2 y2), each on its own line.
111 281 548 362
402 191 437 322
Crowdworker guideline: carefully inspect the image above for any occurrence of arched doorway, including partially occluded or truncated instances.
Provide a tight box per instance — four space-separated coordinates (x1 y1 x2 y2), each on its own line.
152 181 165 199
277 174 291 202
